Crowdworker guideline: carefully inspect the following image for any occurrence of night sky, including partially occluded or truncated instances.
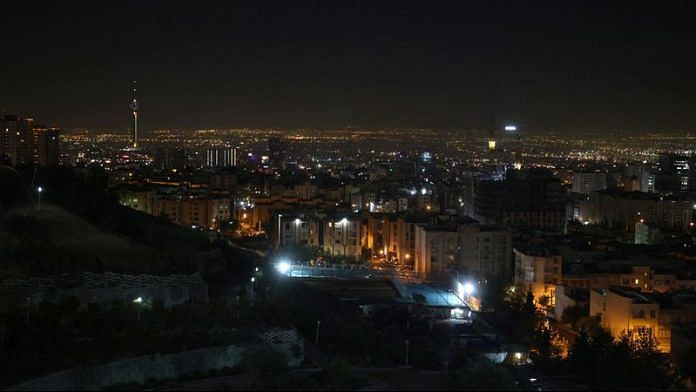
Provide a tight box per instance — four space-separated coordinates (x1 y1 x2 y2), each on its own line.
1 1 695 132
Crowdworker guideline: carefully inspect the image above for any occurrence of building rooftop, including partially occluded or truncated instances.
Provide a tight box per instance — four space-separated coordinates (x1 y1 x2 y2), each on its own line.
606 286 655 304
514 245 559 257
420 224 458 232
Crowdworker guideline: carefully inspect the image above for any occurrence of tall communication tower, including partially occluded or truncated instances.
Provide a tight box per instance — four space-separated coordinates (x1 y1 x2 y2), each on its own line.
130 80 139 149
487 113 496 152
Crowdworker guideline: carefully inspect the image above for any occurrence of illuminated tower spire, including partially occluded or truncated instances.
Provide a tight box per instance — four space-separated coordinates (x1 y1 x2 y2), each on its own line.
487 113 496 152
129 80 139 149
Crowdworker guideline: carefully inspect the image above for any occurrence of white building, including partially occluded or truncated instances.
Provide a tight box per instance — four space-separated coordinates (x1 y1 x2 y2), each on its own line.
514 247 562 305
572 172 607 194
414 224 458 275
457 221 512 280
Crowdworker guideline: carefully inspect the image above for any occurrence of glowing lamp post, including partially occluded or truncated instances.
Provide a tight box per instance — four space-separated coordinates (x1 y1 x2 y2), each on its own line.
276 261 291 275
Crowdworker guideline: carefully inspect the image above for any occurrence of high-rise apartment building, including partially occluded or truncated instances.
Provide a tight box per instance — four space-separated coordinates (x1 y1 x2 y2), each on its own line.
571 172 607 194
473 169 566 232
0 115 59 166
205 147 238 168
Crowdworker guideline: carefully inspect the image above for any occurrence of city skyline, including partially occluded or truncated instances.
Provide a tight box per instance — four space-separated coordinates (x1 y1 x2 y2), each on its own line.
2 1 696 132
3 3 696 390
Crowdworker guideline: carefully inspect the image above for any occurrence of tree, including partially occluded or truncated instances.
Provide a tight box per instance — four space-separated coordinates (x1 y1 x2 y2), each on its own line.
242 345 289 390
446 357 518 391
677 346 696 385
570 326 677 390
560 305 587 325
531 319 566 360
524 290 536 315
324 358 353 390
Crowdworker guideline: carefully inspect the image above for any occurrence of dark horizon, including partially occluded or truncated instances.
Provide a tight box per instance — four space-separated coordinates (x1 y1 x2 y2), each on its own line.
2 1 696 132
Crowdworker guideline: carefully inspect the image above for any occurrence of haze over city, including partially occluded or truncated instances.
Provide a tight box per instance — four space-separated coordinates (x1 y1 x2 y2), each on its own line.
2 1 696 131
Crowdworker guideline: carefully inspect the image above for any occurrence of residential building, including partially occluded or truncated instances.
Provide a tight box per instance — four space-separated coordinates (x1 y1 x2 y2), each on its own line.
514 246 562 305
458 220 512 280
590 287 664 350
572 172 607 194
473 169 566 232
414 224 458 275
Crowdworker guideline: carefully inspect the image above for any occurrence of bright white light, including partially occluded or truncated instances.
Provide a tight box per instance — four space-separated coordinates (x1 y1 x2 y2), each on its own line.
276 261 291 274
514 352 522 360
583 221 590 225
133 297 143 304
421 187 427 195
295 218 301 224
505 125 517 131
250 277 255 283
37 187 43 193
341 218 347 225
410 189 417 196
464 282 475 295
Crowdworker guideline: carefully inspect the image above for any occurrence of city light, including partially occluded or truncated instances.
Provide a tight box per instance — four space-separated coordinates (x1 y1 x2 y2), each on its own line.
464 282 475 295
456 281 475 299
5 4 695 390
276 261 291 274
450 308 465 319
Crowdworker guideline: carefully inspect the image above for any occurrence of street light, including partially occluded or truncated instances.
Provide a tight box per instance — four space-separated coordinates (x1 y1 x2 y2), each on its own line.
37 187 43 210
276 261 291 274
464 282 475 296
